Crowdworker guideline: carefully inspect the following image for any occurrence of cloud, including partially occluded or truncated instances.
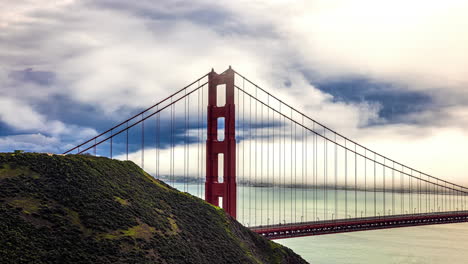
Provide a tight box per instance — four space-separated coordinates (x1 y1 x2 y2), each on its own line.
0 0 378 119
358 125 468 185
0 0 74 28
276 0 468 88
0 133 59 152
0 95 97 138
0 96 64 133
1 0 468 186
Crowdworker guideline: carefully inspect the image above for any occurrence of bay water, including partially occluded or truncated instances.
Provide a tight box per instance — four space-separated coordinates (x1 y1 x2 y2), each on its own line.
172 183 468 263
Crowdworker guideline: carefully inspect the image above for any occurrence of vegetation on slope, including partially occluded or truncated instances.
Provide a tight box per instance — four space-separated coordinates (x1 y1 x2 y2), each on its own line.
0 153 307 264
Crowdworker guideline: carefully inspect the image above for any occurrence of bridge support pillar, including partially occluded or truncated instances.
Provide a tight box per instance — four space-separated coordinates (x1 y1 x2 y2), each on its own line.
205 67 236 218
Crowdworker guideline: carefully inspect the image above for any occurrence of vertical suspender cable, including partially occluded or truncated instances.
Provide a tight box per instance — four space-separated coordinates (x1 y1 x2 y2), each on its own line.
202 85 205 197
289 108 293 222
110 129 113 159
315 123 318 220
401 166 404 214
141 115 144 169
266 95 269 225
268 96 276 224
345 139 348 218
261 95 264 225
451 183 453 211
426 174 429 212
197 87 200 197
306 118 309 222
392 162 395 215
354 143 357 218
294 116 297 222
254 89 258 225
432 176 435 212
126 122 129 160
198 84 201 196
323 127 328 220
236 85 239 219
302 115 305 222
410 169 413 213
183 93 187 192
454 184 456 211
374 153 376 217
170 103 172 186
278 103 282 224
418 172 421 213
260 93 264 225
154 106 159 179
278 102 284 224
294 114 297 222
445 181 447 211
242 81 246 223
254 87 258 226
187 92 190 192
171 102 175 187
448 182 450 211
364 149 367 217
335 133 338 219
383 158 385 216
187 93 190 192
437 179 439 212
249 91 252 226
410 169 413 214
313 122 316 220
284 106 287 223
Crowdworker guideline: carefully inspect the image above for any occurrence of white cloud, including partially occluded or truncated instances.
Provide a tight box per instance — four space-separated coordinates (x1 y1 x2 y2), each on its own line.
1 0 468 186
0 96 71 134
0 96 47 131
218 0 468 90
0 0 378 122
0 0 75 28
0 133 59 152
358 125 468 185
0 96 98 138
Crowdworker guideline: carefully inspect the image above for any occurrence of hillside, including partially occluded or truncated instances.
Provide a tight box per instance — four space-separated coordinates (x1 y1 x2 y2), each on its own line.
0 153 307 264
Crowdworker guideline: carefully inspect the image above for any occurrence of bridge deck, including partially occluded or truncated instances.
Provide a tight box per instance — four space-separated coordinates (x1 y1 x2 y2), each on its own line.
251 211 468 239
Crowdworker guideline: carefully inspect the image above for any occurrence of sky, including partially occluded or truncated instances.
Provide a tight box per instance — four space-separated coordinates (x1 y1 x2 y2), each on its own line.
1 0 468 184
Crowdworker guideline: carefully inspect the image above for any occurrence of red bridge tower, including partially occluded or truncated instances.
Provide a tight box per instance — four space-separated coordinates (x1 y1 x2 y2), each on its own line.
205 67 237 218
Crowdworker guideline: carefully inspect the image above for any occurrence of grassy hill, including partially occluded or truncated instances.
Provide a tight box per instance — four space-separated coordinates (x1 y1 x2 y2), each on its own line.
0 153 307 264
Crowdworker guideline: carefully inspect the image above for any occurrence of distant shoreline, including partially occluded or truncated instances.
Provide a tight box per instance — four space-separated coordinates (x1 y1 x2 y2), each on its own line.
156 176 461 195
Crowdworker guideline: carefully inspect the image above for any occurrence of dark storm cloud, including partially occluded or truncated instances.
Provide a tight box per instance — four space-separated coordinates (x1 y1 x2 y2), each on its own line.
34 94 132 132
314 77 433 124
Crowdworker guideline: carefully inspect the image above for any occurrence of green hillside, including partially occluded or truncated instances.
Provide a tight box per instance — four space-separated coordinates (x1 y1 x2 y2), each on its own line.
0 153 307 264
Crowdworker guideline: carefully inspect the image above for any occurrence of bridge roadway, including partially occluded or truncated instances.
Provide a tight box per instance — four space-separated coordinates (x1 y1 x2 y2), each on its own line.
251 211 468 239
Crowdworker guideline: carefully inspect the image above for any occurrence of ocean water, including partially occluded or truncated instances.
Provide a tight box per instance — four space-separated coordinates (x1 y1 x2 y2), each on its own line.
277 223 468 264
171 183 468 263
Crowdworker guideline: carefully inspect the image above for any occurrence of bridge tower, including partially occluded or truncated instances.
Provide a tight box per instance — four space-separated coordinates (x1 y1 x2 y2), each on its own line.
205 67 237 218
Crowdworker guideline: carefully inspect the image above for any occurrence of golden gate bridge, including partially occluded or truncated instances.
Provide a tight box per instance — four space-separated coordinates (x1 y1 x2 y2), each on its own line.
63 67 468 239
